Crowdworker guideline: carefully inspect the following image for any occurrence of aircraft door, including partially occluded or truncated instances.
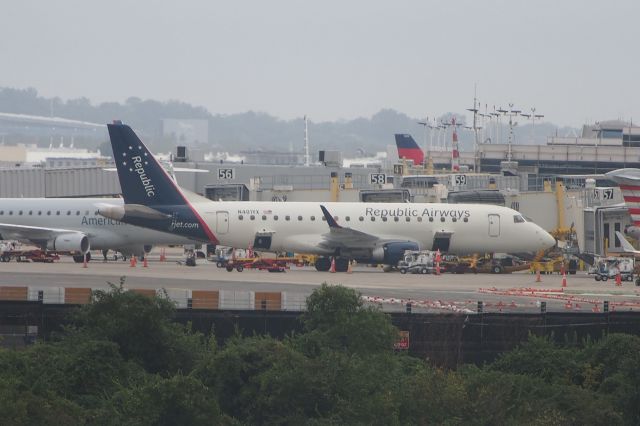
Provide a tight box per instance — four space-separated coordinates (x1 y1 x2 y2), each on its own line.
488 214 500 237
216 211 229 234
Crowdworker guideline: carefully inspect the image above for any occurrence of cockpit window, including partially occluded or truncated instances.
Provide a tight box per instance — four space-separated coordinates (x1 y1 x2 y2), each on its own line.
513 215 526 223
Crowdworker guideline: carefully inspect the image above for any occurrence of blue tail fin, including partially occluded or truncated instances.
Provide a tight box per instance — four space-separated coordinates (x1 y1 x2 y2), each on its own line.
106 121 218 243
107 122 185 206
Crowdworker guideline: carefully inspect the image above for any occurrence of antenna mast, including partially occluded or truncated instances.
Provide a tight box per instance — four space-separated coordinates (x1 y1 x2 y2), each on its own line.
466 86 481 172
304 115 310 167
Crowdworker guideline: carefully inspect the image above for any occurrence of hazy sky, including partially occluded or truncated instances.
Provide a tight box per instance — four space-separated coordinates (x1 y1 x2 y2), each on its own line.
2 0 638 127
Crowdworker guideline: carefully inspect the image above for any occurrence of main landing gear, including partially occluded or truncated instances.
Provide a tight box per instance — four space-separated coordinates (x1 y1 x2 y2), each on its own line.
72 252 91 263
314 256 350 272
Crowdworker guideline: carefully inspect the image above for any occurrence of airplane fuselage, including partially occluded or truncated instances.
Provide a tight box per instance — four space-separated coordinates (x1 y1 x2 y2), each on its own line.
197 202 552 255
105 199 555 259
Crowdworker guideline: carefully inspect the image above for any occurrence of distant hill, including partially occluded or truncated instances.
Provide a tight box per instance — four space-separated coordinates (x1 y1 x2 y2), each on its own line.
0 87 576 156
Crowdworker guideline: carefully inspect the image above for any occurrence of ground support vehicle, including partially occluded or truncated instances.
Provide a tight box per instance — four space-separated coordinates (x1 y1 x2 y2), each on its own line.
398 251 436 275
0 249 60 263
225 257 291 273
588 257 634 282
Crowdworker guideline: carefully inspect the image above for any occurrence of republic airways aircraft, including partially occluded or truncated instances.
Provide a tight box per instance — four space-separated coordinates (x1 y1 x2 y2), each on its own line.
0 198 195 262
99 122 555 272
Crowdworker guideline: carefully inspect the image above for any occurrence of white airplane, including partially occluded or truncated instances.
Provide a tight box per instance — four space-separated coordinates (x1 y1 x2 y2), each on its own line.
0 197 195 262
98 122 556 272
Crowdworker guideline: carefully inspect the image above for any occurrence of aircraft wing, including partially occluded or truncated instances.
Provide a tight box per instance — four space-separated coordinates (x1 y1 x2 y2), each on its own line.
0 223 85 246
317 205 415 250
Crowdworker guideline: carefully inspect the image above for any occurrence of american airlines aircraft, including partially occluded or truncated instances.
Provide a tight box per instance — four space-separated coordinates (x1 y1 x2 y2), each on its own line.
0 198 194 262
99 122 555 272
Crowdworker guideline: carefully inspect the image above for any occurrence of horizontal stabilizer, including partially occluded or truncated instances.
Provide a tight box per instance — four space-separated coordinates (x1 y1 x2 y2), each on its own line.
616 231 640 254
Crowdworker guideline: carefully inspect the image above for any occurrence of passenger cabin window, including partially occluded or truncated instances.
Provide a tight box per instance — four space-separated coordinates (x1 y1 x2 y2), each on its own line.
394 217 399 222
238 215 244 220
406 217 411 222
513 215 525 223
463 217 469 222
429 217 434 222
310 216 315 221
67 211 71 215
285 216 290 221
250 215 255 220
382 217 388 222
370 217 375 222
359 217 364 221
76 211 80 215
321 217 326 221
417 217 422 222
298 215 303 221
57 211 61 215
345 216 350 221
452 217 457 222
440 217 445 222
38 211 42 216
274 215 279 221
0 211 3 215
262 215 267 220
8 211 13 215
19 211 23 215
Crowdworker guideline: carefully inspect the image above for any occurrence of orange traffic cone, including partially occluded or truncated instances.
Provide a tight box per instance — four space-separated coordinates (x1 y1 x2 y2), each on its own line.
130 256 136 267
535 268 542 283
347 260 353 274
329 257 336 273
616 272 622 286
143 255 148 268
561 271 567 287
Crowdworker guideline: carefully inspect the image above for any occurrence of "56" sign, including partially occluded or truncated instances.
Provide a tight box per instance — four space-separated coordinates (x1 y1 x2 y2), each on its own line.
218 168 235 180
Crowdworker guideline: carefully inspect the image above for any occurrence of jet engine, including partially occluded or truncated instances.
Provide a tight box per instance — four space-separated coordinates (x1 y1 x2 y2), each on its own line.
371 241 419 265
625 225 640 241
47 233 90 253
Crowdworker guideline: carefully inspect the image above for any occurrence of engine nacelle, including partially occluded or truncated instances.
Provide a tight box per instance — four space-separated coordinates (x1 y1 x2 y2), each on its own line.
47 233 90 254
371 241 419 265
625 225 640 241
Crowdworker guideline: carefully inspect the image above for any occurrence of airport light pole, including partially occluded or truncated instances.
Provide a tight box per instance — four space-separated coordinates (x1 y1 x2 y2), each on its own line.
417 117 429 159
467 95 481 173
520 107 544 144
502 104 520 162
304 115 310 167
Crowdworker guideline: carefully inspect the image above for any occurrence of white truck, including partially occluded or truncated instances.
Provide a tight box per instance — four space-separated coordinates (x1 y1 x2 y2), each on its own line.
397 251 435 274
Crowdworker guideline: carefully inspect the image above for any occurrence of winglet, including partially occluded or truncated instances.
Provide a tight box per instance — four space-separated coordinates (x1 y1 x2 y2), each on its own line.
320 205 342 229
616 231 639 253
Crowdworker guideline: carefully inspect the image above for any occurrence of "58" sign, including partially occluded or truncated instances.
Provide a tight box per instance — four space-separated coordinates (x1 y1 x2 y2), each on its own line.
370 173 387 185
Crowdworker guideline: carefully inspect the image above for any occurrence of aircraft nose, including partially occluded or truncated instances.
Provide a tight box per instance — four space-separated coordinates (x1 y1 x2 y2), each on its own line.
540 228 556 250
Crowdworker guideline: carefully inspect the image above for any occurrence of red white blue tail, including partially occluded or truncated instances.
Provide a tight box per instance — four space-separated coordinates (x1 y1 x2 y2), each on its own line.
605 169 640 226
394 134 424 165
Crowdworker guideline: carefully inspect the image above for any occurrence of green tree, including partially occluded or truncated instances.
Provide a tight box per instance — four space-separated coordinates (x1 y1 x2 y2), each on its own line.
69 282 207 375
98 374 223 425
297 283 398 356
